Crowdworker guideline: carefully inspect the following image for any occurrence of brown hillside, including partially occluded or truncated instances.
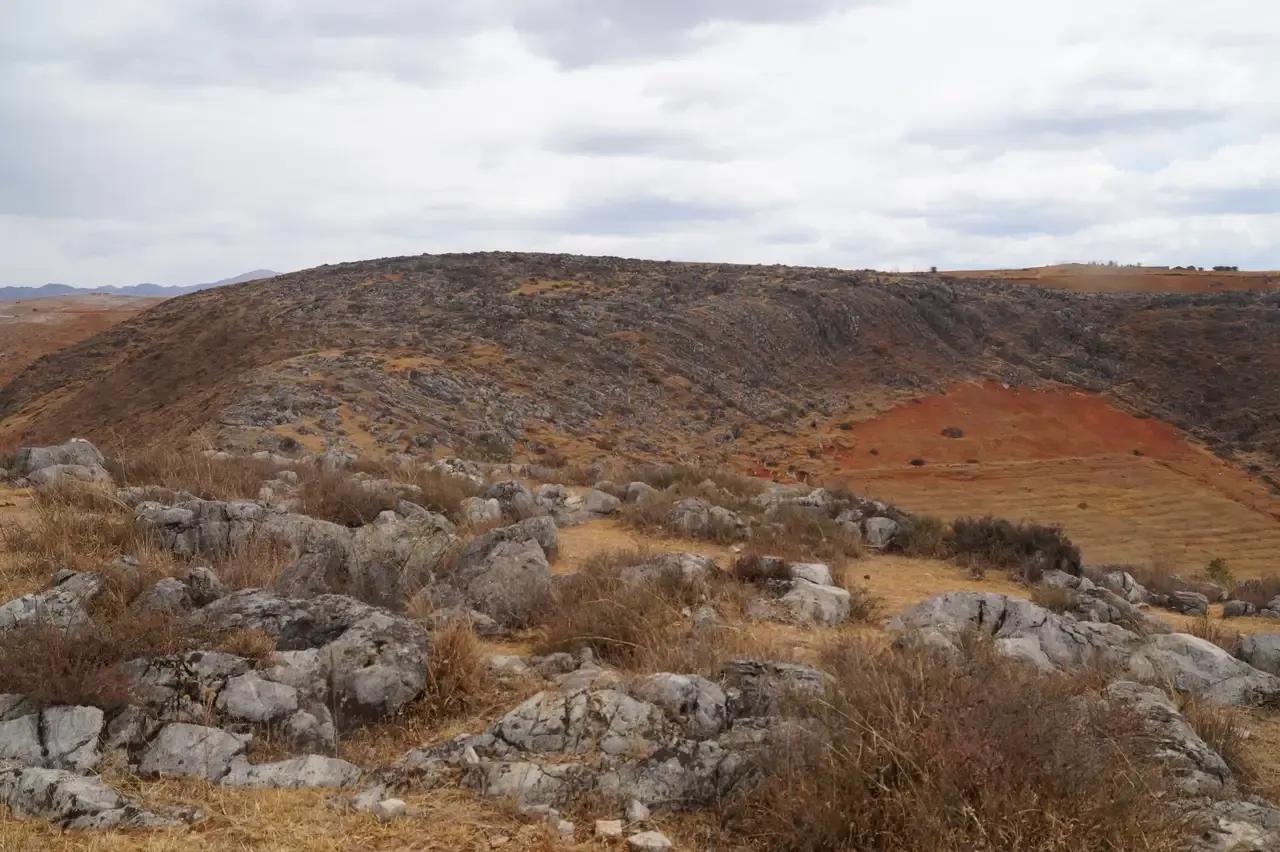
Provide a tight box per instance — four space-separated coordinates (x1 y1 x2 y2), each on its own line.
0 294 159 386
947 263 1280 294
2 253 1279 489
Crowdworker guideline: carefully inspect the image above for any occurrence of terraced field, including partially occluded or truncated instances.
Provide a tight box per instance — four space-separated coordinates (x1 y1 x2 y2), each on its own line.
826 383 1280 578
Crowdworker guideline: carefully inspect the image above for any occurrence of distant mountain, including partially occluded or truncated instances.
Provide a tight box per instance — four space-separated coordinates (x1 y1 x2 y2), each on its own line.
0 269 281 303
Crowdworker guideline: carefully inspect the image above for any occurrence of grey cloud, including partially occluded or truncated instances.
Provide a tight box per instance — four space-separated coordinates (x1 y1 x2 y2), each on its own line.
552 195 750 236
901 199 1099 238
1162 182 1280 216
910 106 1224 151
549 128 726 160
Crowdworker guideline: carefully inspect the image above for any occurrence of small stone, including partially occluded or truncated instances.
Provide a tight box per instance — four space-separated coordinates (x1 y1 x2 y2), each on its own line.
372 798 407 822
596 819 624 838
625 799 651 823
553 818 575 839
627 830 673 850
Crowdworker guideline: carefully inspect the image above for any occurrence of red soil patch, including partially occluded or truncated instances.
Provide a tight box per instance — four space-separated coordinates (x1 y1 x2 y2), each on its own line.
833 381 1191 470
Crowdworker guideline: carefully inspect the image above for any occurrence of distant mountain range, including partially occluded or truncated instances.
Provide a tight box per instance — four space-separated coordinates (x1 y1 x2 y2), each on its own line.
0 269 281 302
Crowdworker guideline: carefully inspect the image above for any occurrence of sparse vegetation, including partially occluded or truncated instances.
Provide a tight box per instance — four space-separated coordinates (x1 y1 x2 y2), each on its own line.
1205 556 1235 590
1183 696 1258 790
1232 575 1280 608
727 637 1187 852
298 469 399 527
893 514 951 558
1030 584 1078 614
1184 614 1242 656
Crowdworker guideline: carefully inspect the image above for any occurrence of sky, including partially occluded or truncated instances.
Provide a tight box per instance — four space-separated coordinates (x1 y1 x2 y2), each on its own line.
2 0 1278 286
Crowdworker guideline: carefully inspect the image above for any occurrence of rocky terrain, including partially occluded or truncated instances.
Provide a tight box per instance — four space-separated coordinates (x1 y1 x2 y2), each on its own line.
2 253 1278 486
3 438 1280 849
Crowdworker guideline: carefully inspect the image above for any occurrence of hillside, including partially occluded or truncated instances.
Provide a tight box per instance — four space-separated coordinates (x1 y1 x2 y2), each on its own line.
947 264 1280 294
3 253 1278 476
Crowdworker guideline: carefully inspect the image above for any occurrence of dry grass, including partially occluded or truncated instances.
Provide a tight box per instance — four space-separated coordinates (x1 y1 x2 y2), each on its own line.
1183 614 1243 656
1183 696 1259 790
208 533 295 590
297 469 398 527
105 450 285 500
419 619 491 722
750 504 863 565
625 463 767 502
727 637 1188 852
0 488 166 582
1030 585 1078 614
1232 575 1280 608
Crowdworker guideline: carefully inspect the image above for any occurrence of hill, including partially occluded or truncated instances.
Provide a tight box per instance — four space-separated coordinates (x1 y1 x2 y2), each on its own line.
2 252 1278 484
0 294 161 386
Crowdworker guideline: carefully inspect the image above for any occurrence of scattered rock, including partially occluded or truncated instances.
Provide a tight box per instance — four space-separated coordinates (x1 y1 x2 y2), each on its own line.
863 516 899 548
0 764 189 830
372 797 407 822
627 830 673 850
223 754 362 789
40 706 104 772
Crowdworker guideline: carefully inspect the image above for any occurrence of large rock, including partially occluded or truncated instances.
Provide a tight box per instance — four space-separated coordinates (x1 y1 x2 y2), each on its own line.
11 440 104 477
139 722 248 782
40 706 104 772
196 591 430 725
1238 634 1280 676
1105 681 1229 795
863 516 899 548
0 715 42 764
777 579 851 627
344 510 457 606
717 659 826 719
1126 633 1280 706
583 489 622 515
222 754 362 789
0 764 186 829
449 523 555 627
484 688 671 757
0 571 104 635
888 592 1137 672
629 674 727 738
27 463 112 491
216 673 299 723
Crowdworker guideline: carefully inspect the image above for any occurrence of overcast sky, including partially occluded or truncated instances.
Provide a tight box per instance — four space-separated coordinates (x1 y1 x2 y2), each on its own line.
3 0 1278 285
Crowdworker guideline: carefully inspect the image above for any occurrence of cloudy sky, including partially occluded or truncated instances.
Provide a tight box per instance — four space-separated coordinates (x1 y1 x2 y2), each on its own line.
3 0 1278 285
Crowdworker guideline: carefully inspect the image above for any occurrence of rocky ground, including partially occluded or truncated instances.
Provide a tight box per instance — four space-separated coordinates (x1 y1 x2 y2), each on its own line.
2 440 1280 850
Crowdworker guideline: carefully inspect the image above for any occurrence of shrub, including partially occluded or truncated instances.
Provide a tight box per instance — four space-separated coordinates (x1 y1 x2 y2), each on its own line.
418 618 490 722
893 515 951 559
297 469 398 527
534 550 755 673
732 553 792 585
210 533 295 590
0 609 227 710
1205 557 1235 590
750 504 863 565
398 466 482 523
1030 584 1077 614
950 516 1081 577
726 637 1186 851
0 490 162 580
624 463 766 504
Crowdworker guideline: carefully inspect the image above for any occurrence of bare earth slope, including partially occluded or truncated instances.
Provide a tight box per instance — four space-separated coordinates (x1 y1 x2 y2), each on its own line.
2 253 1279 486
0 295 160 387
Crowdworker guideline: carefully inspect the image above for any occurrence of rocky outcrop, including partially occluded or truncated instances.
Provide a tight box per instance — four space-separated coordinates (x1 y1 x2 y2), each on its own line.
195 590 430 724
889 592 1280 706
0 571 104 635
0 763 191 829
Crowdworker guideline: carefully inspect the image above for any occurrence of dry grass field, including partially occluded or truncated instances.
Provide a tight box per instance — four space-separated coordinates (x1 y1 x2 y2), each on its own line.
0 296 160 387
946 263 1280 294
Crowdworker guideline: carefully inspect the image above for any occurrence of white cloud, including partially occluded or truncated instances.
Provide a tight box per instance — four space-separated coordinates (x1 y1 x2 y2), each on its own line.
1 0 1278 284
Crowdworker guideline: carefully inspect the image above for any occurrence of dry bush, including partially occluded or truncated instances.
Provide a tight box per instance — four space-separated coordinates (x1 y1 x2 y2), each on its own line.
535 549 754 673
400 466 482 522
0 608 223 710
750 504 863 565
727 637 1187 852
731 553 792 585
893 514 951 559
297 469 398 527
209 533 295 590
618 489 680 534
1125 562 1197 599
950 516 1081 577
105 450 284 500
1029 584 1078 614
1232 575 1280 608
1183 614 1242 656
418 619 490 722
1182 697 1258 790
625 463 766 503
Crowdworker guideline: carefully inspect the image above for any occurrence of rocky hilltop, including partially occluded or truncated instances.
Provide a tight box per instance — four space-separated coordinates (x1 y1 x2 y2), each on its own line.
2 252 1278 483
